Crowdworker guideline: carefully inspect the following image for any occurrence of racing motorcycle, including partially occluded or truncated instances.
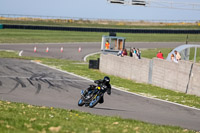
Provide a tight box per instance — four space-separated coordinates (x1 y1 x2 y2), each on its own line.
78 84 106 108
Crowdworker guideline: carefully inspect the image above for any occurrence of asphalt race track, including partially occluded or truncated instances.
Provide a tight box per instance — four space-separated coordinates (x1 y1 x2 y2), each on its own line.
0 42 101 61
1 42 200 130
0 58 200 131
0 42 188 61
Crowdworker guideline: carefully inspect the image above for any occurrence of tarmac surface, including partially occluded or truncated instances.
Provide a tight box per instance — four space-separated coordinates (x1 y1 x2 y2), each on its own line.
1 42 200 131
0 42 187 61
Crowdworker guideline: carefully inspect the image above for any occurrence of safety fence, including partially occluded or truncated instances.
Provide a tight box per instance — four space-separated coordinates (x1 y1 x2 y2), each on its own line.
2 24 200 34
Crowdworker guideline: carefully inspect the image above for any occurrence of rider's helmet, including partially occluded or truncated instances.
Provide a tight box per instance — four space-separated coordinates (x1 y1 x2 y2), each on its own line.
103 76 110 84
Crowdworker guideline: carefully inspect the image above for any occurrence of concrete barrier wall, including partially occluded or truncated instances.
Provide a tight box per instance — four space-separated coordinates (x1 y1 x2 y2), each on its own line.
100 54 150 83
188 63 200 95
151 58 192 93
100 54 200 96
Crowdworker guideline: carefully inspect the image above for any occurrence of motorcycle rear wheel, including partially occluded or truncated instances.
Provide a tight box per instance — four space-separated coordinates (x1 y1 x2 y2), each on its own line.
89 95 101 108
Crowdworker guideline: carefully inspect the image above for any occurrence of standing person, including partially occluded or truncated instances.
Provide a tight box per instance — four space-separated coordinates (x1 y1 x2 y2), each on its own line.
105 40 110 50
136 48 141 59
174 50 181 61
117 49 123 56
129 48 133 57
157 50 164 59
171 54 178 63
133 48 137 58
122 49 127 56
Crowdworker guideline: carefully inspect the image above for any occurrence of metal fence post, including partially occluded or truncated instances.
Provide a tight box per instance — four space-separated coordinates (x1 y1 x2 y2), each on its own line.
148 60 153 84
185 63 194 94
194 47 197 63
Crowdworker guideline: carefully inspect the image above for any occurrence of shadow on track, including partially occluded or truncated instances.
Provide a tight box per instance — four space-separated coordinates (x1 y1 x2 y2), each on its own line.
93 107 130 112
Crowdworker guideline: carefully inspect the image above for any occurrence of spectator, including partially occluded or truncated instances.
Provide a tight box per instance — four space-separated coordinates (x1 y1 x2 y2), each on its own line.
133 48 137 54
136 48 141 59
132 48 137 59
105 40 110 50
174 50 181 61
117 49 123 56
129 48 133 57
171 54 178 63
157 50 164 59
122 49 127 56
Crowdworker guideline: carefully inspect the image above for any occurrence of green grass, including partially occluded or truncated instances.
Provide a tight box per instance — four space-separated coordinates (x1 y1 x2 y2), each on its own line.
1 19 200 29
140 48 200 62
117 33 200 42
86 53 101 62
189 48 200 62
0 29 200 43
0 29 106 43
0 100 194 133
0 51 200 109
141 48 172 59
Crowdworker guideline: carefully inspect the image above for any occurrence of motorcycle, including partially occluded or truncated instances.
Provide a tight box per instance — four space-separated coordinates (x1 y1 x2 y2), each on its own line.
78 85 106 108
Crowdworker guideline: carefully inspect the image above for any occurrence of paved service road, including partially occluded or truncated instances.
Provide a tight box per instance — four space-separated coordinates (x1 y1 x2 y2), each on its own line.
0 42 190 61
0 58 200 131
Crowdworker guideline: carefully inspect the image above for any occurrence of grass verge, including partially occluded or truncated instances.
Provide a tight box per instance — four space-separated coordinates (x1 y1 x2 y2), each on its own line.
141 48 200 62
0 29 200 43
1 19 200 29
0 100 195 133
0 51 200 109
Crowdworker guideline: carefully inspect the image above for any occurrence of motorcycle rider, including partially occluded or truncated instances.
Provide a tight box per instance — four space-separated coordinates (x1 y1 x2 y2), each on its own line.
82 76 111 104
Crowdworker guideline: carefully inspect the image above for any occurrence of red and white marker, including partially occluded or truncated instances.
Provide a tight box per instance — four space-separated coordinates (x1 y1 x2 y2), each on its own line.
34 46 37 53
46 47 49 53
61 47 64 53
78 47 81 52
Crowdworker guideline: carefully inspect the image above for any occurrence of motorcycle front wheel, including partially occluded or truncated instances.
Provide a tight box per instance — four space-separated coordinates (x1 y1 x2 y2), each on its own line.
78 98 85 106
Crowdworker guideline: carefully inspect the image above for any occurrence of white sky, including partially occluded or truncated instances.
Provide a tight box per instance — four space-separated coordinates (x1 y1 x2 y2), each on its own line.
0 0 200 21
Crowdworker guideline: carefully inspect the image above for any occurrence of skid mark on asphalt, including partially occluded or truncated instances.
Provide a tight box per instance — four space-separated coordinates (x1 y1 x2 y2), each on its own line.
5 66 18 73
0 73 63 94
36 84 41 94
20 67 34 74
28 73 66 94
30 73 47 80
0 59 90 95
9 77 26 93
27 78 34 85
0 73 89 94
26 77 43 94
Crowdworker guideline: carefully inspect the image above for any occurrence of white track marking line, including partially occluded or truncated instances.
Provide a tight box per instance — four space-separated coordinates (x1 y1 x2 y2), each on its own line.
0 50 15 52
19 50 23 56
32 60 200 111
83 52 101 62
112 87 200 111
31 61 94 82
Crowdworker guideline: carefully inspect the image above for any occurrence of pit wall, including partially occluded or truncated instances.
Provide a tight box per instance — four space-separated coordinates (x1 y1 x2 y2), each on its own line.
100 54 200 96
